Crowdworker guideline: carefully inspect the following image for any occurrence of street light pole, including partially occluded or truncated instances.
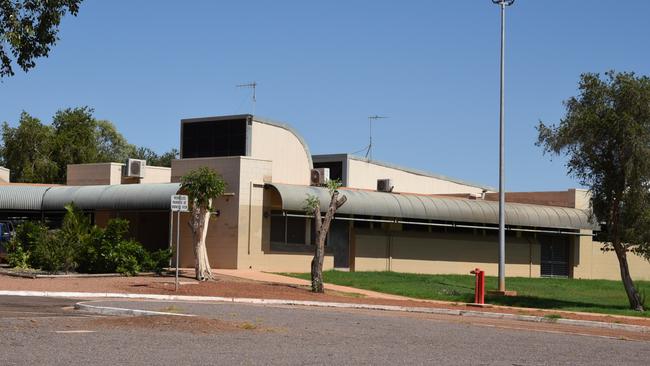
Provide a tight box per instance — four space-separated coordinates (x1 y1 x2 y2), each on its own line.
492 0 514 293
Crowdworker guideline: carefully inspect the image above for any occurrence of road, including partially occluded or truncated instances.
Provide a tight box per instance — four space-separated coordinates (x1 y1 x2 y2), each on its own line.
0 296 648 365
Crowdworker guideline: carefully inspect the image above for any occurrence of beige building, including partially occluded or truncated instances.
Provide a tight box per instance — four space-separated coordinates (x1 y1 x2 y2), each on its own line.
1 114 649 281
0 167 9 183
67 162 171 186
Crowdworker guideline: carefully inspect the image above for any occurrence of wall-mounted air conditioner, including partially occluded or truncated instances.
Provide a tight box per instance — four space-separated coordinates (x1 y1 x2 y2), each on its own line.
377 178 394 192
310 168 330 186
125 158 146 178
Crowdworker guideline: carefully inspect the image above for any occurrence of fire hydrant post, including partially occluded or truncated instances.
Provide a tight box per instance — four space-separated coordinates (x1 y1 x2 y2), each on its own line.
470 268 485 305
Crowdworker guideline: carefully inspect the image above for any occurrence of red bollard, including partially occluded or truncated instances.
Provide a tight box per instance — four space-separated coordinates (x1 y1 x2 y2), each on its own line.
470 268 485 305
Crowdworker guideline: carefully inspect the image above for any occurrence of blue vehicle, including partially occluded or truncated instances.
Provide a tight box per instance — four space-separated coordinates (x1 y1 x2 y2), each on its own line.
0 221 14 258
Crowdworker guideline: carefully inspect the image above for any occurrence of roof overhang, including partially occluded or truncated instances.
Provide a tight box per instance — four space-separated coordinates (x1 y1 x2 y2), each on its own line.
0 183 181 212
266 183 599 232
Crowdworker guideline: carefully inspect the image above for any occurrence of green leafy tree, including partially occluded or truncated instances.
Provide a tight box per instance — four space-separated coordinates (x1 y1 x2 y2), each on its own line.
0 0 83 77
95 119 135 163
0 111 58 182
1 107 148 183
537 71 650 311
304 179 347 293
51 107 99 180
180 167 226 281
1 107 177 182
132 146 178 167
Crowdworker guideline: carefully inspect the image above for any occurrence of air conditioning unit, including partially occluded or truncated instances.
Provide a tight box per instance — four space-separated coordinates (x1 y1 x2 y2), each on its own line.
377 178 394 192
126 158 146 178
310 168 330 186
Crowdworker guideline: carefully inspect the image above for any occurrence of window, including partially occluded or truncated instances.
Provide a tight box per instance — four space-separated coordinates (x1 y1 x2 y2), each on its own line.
182 118 247 158
270 212 312 252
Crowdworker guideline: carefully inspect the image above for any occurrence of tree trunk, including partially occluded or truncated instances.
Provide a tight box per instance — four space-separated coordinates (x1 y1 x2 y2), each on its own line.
191 200 213 281
613 242 644 311
310 191 347 293
311 204 324 293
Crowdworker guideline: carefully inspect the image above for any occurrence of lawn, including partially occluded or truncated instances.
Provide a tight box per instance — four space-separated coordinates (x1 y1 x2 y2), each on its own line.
280 271 650 318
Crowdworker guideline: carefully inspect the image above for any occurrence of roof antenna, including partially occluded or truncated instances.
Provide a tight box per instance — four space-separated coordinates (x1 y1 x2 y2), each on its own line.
365 115 388 160
236 82 257 115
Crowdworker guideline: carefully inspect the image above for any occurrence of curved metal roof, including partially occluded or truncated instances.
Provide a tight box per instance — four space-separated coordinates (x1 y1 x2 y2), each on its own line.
0 185 50 211
41 183 180 211
267 183 598 231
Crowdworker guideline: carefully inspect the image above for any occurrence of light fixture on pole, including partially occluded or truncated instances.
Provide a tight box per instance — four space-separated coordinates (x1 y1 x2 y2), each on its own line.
492 0 514 293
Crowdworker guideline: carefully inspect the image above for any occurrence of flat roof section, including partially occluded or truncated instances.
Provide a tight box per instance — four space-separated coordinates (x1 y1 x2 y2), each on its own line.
312 153 495 191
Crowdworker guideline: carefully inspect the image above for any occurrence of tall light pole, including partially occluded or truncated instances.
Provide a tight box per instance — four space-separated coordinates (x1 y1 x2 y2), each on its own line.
492 0 514 293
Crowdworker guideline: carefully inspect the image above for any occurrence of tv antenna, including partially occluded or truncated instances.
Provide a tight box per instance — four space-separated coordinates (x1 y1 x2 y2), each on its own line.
236 82 257 115
365 115 388 160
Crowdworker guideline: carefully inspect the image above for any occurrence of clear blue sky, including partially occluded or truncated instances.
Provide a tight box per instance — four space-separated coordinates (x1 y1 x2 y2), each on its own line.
1 0 648 191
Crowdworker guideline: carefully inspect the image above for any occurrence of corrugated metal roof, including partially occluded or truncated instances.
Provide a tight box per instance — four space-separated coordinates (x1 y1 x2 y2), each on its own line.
41 183 180 211
267 183 598 231
0 185 50 211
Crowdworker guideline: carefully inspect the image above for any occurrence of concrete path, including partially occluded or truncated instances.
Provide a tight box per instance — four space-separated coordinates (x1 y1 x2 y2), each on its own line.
213 269 412 300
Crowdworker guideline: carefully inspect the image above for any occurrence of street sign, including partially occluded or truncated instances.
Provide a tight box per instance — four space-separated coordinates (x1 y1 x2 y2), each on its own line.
170 194 189 212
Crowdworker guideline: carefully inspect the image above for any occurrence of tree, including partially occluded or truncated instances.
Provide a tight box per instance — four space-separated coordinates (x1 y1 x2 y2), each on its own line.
0 111 58 182
51 107 100 181
304 180 347 293
0 107 156 183
537 71 650 311
1 107 177 183
180 167 226 281
0 0 82 77
95 120 134 164
131 146 178 167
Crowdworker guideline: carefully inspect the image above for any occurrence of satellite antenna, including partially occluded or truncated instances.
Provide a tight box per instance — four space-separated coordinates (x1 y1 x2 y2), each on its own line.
365 115 388 160
236 82 257 115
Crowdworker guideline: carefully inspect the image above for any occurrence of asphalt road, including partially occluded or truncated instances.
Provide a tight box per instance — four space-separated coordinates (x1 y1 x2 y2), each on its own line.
0 296 86 318
0 296 649 366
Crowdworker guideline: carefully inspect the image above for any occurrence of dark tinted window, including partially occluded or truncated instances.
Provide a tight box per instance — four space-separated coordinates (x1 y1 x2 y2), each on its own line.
182 118 247 158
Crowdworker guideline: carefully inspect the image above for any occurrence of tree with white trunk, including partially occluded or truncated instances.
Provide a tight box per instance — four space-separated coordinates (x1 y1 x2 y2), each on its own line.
180 167 226 281
304 180 347 293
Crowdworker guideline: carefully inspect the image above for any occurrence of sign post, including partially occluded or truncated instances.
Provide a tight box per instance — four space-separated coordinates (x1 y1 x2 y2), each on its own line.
170 194 189 291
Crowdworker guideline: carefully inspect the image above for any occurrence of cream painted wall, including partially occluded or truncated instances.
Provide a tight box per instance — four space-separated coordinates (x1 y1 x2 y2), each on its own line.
0 167 9 183
250 120 311 185
572 232 650 281
346 159 487 195
171 157 246 269
234 158 334 272
140 166 171 184
572 189 591 210
354 230 539 277
67 163 123 185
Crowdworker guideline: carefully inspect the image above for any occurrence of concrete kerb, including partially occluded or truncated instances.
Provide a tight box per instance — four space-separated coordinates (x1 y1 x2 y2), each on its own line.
75 302 195 317
1 290 648 334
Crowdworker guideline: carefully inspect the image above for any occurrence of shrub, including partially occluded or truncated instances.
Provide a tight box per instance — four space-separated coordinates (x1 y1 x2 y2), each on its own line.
146 248 173 274
7 203 171 275
29 231 77 272
5 221 48 269
29 203 92 272
76 217 171 275
9 221 48 252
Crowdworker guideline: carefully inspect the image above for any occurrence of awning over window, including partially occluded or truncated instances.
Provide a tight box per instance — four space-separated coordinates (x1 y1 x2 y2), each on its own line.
0 183 180 212
266 183 598 231
0 185 50 211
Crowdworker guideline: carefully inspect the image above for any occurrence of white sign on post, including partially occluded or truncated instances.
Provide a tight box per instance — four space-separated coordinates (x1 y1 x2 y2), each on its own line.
171 195 189 212
170 194 189 292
